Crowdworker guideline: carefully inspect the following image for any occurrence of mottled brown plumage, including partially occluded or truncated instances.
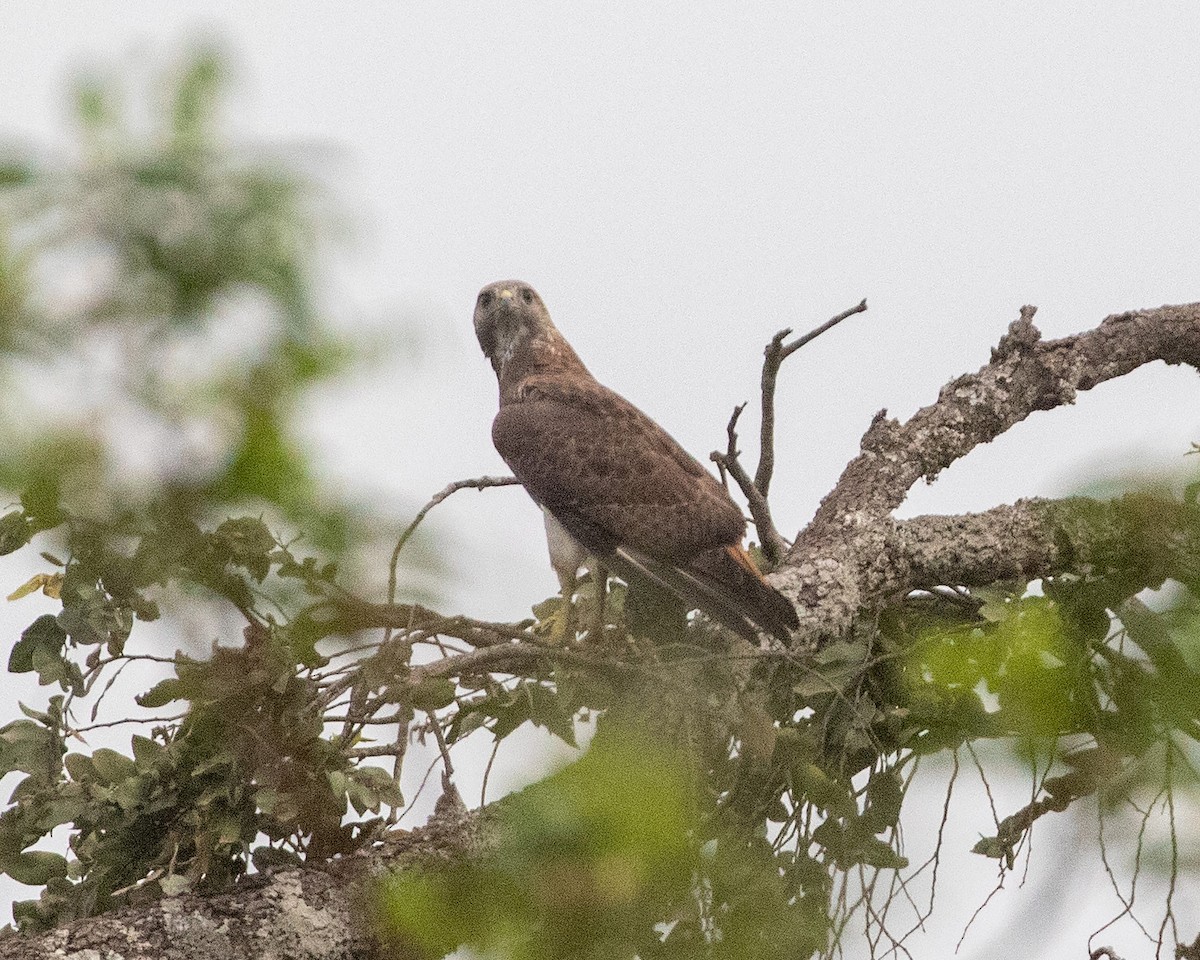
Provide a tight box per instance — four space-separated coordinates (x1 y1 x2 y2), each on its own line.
474 279 797 641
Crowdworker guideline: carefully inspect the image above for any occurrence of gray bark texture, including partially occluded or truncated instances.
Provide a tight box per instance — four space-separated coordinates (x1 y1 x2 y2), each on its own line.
0 797 482 960
4 300 1199 960
775 302 1200 648
2 870 372 960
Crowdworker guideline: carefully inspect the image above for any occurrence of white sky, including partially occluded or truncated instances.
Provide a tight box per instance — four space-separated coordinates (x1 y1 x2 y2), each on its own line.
3 3 1200 956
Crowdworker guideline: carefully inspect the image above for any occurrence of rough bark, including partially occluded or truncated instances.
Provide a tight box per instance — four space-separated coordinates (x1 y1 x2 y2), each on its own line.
773 302 1200 649
2 797 483 960
1 870 372 960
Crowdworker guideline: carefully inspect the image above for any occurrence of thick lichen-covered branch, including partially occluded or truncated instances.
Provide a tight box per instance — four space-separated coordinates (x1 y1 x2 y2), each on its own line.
773 302 1200 649
0 803 487 960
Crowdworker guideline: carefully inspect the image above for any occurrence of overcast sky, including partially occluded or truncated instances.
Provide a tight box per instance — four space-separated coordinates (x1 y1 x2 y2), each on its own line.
4 3 1200 955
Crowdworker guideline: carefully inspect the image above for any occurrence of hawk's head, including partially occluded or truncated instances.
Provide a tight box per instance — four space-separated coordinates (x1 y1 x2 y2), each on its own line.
473 280 551 376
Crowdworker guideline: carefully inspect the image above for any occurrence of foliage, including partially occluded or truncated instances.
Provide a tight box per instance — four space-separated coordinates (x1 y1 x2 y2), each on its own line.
378 730 828 960
0 44 373 552
0 46 405 933
0 45 1198 960
369 492 1200 959
0 504 411 930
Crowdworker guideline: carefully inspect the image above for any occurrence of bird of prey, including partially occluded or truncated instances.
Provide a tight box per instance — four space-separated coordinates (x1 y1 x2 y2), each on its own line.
474 279 798 642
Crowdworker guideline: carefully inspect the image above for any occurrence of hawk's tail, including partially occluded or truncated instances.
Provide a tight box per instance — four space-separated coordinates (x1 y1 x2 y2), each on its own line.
608 543 798 643
545 507 798 643
690 545 799 642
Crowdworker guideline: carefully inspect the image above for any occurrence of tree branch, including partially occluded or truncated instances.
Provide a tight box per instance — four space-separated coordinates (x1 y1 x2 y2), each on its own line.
773 301 1200 649
796 303 1200 540
893 495 1200 596
10 302 1199 957
324 600 533 648
1 809 490 960
410 640 637 683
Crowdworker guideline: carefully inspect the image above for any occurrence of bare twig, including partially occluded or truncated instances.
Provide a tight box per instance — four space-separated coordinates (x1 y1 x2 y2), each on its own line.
755 298 868 498
386 475 521 618
383 705 414 825
411 640 637 684
711 403 789 564
712 299 866 563
355 475 519 818
67 713 186 736
480 737 501 807
429 713 455 779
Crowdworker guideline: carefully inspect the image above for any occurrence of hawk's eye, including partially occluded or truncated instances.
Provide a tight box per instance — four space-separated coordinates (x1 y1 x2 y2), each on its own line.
521 289 534 304
479 291 493 308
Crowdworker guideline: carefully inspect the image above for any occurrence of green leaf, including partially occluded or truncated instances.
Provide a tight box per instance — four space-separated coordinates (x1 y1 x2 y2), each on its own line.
0 718 61 779
862 770 904 833
772 726 816 765
795 763 855 818
349 765 404 809
131 734 166 767
531 596 562 621
0 510 34 556
213 517 276 582
252 847 304 872
3 851 69 886
850 836 908 871
170 48 225 149
63 753 94 782
255 787 282 816
73 76 116 133
90 748 136 785
410 678 456 712
113 777 145 812
136 677 186 708
160 874 194 897
448 709 487 743
8 616 67 674
793 640 867 697
0 161 35 188
533 699 578 748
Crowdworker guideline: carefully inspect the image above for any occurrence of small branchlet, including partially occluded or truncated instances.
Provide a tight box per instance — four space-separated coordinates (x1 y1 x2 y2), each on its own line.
713 298 869 565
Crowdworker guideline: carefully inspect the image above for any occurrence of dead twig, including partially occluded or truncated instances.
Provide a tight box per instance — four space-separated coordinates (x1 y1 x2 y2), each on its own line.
429 711 455 778
755 298 868 498
973 758 1116 866
711 403 788 564
712 298 867 564
386 475 521 620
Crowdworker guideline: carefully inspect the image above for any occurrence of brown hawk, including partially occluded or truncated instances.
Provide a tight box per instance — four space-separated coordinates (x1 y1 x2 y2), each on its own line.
474 279 798 642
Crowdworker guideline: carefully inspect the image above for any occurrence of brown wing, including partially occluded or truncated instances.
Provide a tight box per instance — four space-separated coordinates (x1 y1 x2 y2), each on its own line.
491 373 745 562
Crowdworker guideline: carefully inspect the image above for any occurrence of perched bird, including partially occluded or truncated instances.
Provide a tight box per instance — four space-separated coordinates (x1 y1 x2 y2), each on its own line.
474 279 798 642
